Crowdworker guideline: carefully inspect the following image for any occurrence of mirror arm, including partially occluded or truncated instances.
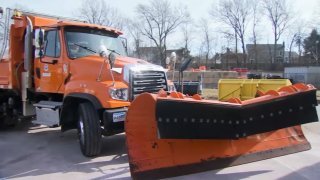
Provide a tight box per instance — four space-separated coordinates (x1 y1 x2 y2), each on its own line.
108 53 115 87
97 59 106 82
120 37 128 54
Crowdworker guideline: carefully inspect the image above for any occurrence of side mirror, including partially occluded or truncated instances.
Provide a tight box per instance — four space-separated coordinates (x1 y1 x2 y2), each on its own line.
35 29 45 58
0 7 3 17
35 28 45 48
108 52 116 68
120 37 128 53
39 49 44 57
179 58 192 72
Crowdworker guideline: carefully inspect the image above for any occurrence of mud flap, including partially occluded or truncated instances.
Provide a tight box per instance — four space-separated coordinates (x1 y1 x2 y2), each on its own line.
125 84 318 179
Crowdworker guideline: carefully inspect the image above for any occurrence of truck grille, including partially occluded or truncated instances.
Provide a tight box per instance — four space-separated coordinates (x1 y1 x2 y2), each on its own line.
130 71 168 100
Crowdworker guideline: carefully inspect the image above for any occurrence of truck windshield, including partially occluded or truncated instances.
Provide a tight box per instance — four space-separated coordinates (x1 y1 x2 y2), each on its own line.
65 27 127 59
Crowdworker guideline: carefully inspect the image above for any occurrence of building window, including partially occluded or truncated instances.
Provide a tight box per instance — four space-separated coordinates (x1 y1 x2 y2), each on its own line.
279 50 283 56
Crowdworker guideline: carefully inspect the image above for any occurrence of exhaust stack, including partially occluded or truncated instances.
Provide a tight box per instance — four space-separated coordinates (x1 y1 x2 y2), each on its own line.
24 16 33 88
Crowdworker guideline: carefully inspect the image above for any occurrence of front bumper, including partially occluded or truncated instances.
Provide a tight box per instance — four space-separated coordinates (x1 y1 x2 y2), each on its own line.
102 107 128 136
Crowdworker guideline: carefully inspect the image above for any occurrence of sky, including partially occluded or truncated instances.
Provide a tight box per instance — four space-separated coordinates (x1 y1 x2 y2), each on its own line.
0 0 212 19
0 0 319 54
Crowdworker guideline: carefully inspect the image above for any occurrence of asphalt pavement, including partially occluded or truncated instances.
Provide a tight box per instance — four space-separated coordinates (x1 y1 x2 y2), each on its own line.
1 107 320 180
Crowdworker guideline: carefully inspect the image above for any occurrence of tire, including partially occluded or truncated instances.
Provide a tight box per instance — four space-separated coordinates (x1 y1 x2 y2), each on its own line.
0 115 18 129
77 102 102 157
0 116 4 129
0 96 19 129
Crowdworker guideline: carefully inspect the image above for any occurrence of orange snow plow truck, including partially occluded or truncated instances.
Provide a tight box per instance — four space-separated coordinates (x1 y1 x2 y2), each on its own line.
0 8 319 179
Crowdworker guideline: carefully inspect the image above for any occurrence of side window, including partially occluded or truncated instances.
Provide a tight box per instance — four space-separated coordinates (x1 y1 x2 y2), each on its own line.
44 30 60 57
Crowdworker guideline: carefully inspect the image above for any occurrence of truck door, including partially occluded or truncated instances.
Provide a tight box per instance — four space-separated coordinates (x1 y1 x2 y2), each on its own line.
34 29 65 93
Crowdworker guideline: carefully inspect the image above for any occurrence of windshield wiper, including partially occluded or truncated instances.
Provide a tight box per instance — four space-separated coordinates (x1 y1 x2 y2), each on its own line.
72 43 97 54
71 43 121 57
106 48 120 55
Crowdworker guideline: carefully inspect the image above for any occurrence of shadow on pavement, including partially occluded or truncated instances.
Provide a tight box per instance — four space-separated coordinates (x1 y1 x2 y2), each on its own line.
278 162 320 180
169 170 272 180
0 119 130 179
1 120 320 179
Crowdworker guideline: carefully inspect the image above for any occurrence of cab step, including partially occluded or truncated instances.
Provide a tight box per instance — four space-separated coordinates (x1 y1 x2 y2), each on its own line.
33 101 62 126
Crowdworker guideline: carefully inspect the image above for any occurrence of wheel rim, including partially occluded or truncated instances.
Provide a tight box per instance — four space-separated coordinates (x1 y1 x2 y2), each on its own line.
79 116 85 145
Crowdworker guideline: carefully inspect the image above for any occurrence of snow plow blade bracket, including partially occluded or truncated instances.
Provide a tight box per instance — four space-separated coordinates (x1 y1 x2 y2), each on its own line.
125 83 318 179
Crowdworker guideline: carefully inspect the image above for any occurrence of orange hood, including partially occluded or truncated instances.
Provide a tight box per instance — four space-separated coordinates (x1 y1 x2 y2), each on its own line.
114 56 151 68
68 55 165 83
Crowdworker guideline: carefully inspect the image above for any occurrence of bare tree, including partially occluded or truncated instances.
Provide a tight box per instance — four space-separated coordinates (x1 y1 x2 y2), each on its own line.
0 19 4 41
181 13 192 56
263 0 291 63
197 43 204 67
295 30 305 62
221 32 235 69
126 19 143 58
251 0 261 69
313 1 320 27
286 21 306 63
211 0 252 66
135 0 187 67
77 0 124 30
0 21 4 54
199 18 213 68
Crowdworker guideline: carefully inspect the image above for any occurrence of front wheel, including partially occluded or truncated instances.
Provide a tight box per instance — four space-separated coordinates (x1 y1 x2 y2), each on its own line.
77 102 102 157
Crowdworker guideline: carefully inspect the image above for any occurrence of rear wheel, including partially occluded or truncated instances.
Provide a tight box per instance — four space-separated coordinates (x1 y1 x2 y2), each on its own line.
77 102 102 157
0 115 4 128
0 96 19 129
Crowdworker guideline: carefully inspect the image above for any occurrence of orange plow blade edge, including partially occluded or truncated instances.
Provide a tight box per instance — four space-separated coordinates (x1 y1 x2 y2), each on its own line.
125 83 318 179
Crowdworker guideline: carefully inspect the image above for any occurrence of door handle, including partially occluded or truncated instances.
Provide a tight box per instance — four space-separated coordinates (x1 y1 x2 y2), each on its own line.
40 59 58 64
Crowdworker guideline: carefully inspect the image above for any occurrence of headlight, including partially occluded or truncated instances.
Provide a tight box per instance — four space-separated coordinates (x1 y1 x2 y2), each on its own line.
109 88 128 101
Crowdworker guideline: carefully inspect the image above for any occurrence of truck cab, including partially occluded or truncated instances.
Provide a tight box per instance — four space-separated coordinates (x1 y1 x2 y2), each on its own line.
0 8 169 156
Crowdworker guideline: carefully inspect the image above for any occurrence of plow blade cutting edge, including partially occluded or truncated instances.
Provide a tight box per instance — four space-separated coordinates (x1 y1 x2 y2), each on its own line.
125 83 318 179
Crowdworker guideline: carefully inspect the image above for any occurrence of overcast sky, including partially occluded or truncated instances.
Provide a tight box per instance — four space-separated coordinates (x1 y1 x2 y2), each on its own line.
0 0 213 19
0 0 319 54
0 0 318 21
